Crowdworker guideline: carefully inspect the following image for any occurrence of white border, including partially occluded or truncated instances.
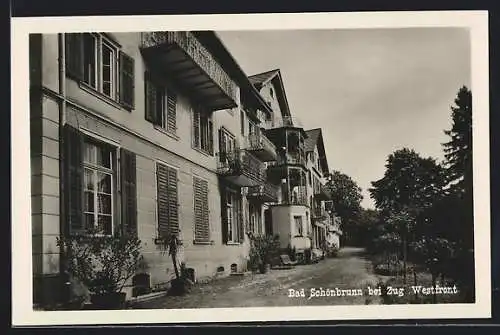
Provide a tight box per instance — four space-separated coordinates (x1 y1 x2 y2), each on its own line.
11 11 490 326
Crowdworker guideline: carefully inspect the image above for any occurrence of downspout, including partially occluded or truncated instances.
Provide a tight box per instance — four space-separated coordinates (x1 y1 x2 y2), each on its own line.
58 33 69 302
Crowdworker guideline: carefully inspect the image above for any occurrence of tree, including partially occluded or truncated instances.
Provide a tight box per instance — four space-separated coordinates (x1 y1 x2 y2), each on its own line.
325 170 363 245
369 148 447 283
443 86 472 196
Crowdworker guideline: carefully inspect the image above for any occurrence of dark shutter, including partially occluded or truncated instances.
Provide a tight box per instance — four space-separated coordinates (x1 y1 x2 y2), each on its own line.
144 72 156 124
156 163 178 237
166 90 177 133
63 124 84 235
240 110 245 135
194 177 209 242
156 163 170 238
193 109 200 148
120 148 137 237
65 33 83 80
167 167 179 234
119 51 135 110
208 120 214 155
218 128 226 163
238 197 244 242
220 188 228 244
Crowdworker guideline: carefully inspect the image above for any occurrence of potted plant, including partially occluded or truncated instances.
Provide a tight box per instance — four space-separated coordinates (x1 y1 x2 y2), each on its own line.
56 228 143 310
156 234 193 296
249 234 280 274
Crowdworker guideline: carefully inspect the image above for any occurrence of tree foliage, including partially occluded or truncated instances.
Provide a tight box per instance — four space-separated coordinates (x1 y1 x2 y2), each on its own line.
325 170 363 245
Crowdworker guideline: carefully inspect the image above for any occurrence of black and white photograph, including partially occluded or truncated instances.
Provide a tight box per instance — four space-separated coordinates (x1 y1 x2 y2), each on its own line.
11 11 490 325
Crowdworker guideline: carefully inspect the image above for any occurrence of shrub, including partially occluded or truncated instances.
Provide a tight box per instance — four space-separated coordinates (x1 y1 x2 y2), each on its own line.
56 228 143 296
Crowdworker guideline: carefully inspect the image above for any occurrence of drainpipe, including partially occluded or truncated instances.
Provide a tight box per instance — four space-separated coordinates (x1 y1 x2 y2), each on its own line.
57 33 69 302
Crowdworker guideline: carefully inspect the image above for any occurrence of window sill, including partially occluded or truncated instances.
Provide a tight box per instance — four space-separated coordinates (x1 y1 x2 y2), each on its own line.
154 237 183 245
154 126 179 141
79 81 126 111
193 147 213 158
193 240 214 245
226 241 242 246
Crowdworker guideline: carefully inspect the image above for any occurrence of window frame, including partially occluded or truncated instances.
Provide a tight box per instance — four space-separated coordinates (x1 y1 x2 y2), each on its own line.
294 215 303 237
225 188 242 244
193 109 214 155
82 137 116 236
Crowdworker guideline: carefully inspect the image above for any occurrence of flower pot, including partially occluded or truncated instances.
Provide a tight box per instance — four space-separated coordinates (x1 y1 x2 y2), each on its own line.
90 292 126 310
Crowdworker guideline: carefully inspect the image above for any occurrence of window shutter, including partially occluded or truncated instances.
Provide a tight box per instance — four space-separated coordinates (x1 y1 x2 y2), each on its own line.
192 109 200 148
218 128 226 163
220 188 228 244
240 110 245 135
65 33 83 80
166 89 177 133
238 198 244 242
119 51 135 110
156 163 170 238
194 177 209 242
120 148 137 237
208 120 214 155
144 72 156 124
167 167 179 234
63 124 84 235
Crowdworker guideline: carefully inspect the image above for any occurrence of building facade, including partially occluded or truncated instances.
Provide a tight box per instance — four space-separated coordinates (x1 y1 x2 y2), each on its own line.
29 31 337 307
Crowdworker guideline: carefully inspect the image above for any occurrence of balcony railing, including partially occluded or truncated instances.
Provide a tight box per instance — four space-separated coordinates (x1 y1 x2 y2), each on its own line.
314 184 331 200
216 149 265 187
140 31 238 110
288 189 308 206
245 131 277 162
267 152 307 168
246 183 279 203
265 116 304 129
312 207 329 220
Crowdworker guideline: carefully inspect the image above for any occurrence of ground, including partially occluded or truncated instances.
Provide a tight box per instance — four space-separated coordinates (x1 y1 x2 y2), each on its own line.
131 247 383 309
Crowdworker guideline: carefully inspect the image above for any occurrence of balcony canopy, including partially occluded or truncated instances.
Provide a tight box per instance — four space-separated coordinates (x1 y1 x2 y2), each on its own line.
140 31 238 111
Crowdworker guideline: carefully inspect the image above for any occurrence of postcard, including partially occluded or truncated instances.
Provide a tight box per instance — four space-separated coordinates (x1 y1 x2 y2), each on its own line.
11 10 490 326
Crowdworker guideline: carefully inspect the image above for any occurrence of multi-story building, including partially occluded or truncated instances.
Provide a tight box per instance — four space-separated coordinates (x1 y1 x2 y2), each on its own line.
29 31 337 307
29 30 281 306
248 70 335 261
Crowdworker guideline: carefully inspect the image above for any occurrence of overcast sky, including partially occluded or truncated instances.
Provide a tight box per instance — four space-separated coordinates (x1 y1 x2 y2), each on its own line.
217 28 471 209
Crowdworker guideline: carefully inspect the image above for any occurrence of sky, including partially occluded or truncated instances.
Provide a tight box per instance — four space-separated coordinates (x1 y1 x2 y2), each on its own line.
217 28 471 209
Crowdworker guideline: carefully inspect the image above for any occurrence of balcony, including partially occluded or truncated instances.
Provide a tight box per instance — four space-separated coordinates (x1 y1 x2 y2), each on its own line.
314 184 331 201
140 31 238 111
246 184 279 203
217 149 265 187
287 190 308 206
245 131 277 162
311 207 329 221
265 116 304 129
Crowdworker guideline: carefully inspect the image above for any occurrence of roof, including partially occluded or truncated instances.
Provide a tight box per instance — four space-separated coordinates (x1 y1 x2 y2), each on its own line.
248 69 291 117
305 128 330 175
192 31 273 116
305 129 321 152
248 69 280 88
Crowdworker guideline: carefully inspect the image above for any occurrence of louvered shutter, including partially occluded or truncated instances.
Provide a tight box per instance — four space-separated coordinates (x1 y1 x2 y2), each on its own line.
193 109 200 148
144 72 156 124
194 177 209 242
65 33 83 80
156 163 170 238
166 89 177 133
220 188 228 244
119 51 135 110
208 120 214 155
120 148 137 237
238 198 244 242
63 124 84 235
167 167 179 234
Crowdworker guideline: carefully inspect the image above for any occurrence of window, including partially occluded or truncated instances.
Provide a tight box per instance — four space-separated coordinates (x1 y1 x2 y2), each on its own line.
248 120 256 135
193 176 210 243
145 72 177 133
156 162 179 237
83 139 114 235
219 128 236 159
222 188 243 244
249 203 261 235
294 215 303 237
193 109 214 154
63 125 137 237
65 33 135 109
